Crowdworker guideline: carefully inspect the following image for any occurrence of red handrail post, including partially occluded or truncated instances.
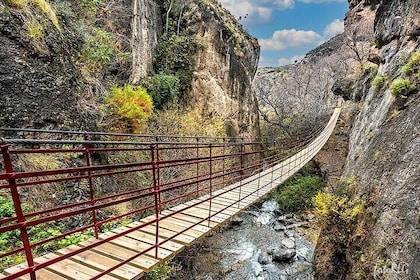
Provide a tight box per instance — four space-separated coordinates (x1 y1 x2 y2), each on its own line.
222 138 226 188
1 142 36 280
150 144 160 258
257 160 261 197
208 144 213 227
238 140 244 208
154 137 162 213
196 137 199 198
83 140 98 239
278 141 283 178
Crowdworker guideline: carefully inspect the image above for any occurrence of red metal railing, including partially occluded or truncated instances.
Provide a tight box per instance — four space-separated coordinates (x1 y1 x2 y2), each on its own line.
0 109 337 280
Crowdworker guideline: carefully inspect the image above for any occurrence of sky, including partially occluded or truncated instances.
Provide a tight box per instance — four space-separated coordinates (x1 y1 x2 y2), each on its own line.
219 0 349 67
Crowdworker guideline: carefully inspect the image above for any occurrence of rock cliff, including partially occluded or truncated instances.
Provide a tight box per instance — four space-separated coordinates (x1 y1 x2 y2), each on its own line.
130 0 161 84
252 1 418 279
0 3 86 129
314 1 419 279
0 0 260 139
183 0 260 138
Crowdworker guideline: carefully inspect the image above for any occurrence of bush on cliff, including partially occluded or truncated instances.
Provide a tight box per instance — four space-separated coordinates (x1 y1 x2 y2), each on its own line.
273 165 324 213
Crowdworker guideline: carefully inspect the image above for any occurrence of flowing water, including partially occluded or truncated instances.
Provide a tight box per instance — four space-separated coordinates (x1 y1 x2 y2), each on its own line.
171 200 317 280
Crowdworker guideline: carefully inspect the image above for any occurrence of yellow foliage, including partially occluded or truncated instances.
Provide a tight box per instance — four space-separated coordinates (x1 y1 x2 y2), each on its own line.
343 200 364 220
313 192 333 218
31 0 60 30
20 153 61 171
26 18 43 39
5 0 60 30
313 191 365 226
106 85 153 133
5 0 26 9
148 108 227 137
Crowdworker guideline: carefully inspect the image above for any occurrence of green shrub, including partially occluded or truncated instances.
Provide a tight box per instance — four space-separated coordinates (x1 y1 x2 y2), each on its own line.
371 75 388 88
26 19 44 39
390 78 416 98
273 167 324 213
79 0 104 19
144 262 172 280
402 51 420 75
363 63 378 76
147 108 226 137
149 74 181 110
154 34 200 94
5 1 60 28
106 85 153 133
0 196 92 270
78 28 114 74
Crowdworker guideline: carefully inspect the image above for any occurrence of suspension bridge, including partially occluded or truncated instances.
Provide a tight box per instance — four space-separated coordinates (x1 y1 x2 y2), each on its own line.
0 106 341 280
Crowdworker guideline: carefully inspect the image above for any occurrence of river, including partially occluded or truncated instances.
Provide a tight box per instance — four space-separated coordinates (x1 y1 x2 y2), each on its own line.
170 200 318 280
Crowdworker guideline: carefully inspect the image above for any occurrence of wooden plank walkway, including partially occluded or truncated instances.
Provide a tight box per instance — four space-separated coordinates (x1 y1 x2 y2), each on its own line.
2 108 340 280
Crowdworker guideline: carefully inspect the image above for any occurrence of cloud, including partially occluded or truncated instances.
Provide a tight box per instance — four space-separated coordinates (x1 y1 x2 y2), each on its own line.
259 29 324 51
259 18 344 53
278 55 305 66
323 19 344 37
220 0 295 23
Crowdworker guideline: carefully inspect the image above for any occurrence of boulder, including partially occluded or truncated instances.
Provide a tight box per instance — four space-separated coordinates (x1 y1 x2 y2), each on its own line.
267 238 297 262
270 247 296 262
230 216 244 226
257 252 271 265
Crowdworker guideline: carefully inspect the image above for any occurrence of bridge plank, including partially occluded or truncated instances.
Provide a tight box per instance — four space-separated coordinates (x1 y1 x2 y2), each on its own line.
142 214 211 234
163 216 212 234
160 211 219 229
33 253 119 280
219 183 258 193
127 221 197 245
218 192 258 204
179 207 229 224
57 245 144 280
80 239 159 271
184 200 240 216
220 186 260 197
4 264 67 280
99 232 174 261
111 226 184 253
141 217 207 239
202 194 254 207
214 194 255 204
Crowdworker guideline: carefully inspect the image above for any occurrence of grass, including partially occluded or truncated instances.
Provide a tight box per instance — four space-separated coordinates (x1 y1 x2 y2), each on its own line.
26 19 43 39
144 262 172 280
5 0 26 9
32 0 60 30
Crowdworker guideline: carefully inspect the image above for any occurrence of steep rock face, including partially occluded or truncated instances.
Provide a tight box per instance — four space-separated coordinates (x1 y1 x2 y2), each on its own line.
0 1 133 131
185 1 260 138
315 0 419 279
374 0 419 47
130 0 161 84
0 3 88 129
0 1 260 140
